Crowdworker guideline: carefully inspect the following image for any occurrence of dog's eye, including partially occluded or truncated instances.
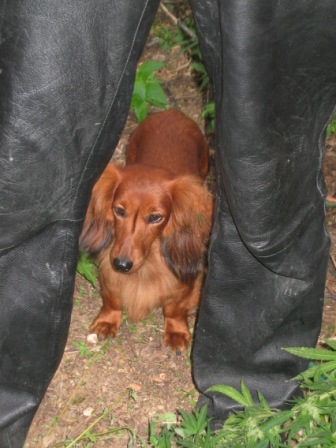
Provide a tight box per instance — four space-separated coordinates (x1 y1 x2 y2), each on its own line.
147 213 163 224
113 206 126 218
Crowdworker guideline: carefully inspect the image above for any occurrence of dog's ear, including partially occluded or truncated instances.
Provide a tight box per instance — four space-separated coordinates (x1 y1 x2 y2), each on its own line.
162 175 213 284
79 164 122 256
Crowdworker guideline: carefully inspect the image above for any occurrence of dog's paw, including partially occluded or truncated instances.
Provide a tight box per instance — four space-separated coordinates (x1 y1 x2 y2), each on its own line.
89 321 119 340
164 331 191 352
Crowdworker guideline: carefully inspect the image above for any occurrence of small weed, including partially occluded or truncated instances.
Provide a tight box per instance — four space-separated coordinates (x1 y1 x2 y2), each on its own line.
71 341 94 358
125 321 138 335
128 387 139 402
131 60 168 122
152 24 185 51
78 284 87 297
190 61 210 92
201 101 215 132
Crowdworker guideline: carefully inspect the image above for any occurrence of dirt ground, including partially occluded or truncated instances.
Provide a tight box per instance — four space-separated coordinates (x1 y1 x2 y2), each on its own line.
25 10 336 448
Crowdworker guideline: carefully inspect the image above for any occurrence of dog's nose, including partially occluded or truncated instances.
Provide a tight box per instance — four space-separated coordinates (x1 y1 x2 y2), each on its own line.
113 257 133 273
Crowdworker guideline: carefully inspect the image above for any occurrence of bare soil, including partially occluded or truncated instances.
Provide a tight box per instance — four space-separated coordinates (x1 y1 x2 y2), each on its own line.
25 11 336 448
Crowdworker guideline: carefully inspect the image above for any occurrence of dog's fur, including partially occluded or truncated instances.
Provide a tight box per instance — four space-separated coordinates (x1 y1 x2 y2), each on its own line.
80 109 213 350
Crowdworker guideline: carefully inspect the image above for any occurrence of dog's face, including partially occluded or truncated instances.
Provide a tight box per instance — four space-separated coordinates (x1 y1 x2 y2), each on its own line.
110 168 173 273
80 163 213 284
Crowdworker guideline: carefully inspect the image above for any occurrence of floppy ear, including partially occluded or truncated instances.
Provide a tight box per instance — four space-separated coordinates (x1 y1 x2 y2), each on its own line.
79 164 122 256
161 175 213 284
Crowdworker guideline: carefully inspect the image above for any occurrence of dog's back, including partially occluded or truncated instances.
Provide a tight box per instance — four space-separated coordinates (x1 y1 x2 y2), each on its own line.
126 109 209 179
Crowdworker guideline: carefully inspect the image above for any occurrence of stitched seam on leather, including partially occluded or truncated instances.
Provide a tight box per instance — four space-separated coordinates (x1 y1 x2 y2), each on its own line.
72 0 152 210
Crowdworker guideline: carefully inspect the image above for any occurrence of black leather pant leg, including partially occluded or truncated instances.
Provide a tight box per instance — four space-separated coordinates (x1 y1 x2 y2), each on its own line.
190 0 336 427
0 1 159 446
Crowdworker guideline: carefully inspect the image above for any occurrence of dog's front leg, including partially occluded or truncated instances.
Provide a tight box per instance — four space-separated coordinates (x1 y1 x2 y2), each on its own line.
163 302 191 351
89 285 123 340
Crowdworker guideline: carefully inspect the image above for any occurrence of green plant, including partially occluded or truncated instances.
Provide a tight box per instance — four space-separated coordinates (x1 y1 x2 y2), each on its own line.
71 340 94 358
152 24 185 51
201 101 215 132
168 10 214 131
327 112 336 139
149 341 336 447
76 252 97 287
131 61 168 122
190 61 210 93
149 406 225 448
78 284 88 297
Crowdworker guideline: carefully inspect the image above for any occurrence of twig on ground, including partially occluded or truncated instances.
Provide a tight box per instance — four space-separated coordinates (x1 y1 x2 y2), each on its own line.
330 253 336 272
159 2 197 40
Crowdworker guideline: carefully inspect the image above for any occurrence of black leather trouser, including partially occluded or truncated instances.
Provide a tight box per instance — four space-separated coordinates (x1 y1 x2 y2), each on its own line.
0 1 160 446
1 1 336 446
190 0 336 428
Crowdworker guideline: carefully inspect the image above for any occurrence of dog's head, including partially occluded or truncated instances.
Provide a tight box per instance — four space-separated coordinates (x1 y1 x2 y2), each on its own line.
80 163 213 283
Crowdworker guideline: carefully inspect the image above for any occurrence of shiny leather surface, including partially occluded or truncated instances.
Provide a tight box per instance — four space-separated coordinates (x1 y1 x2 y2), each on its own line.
1 0 336 445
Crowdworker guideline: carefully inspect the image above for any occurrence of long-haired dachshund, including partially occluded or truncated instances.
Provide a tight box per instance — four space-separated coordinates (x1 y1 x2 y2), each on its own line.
80 109 213 351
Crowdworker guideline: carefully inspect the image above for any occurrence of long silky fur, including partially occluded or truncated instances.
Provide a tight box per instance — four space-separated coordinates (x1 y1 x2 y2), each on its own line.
161 175 212 284
161 232 203 284
79 164 121 256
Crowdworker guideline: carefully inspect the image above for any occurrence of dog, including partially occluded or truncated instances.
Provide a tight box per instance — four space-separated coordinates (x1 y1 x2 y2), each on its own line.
80 109 213 350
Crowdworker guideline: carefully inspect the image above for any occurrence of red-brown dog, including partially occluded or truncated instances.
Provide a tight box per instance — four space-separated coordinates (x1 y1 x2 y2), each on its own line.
80 109 213 350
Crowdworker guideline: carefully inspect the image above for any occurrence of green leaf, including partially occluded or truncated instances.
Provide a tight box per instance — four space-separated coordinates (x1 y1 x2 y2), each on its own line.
257 391 270 411
240 380 254 407
153 412 177 425
137 60 165 81
131 95 148 122
259 410 293 432
284 347 336 361
132 75 146 101
292 362 329 382
77 252 97 287
323 339 336 351
207 384 253 407
326 113 336 138
131 60 167 122
190 61 207 75
146 80 168 107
